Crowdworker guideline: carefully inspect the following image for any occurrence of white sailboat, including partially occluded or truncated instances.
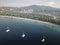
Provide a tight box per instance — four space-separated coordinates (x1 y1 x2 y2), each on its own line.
21 32 25 38
6 27 10 32
42 36 45 42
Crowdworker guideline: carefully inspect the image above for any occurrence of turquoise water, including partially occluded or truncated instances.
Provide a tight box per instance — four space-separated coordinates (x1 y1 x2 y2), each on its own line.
0 17 60 45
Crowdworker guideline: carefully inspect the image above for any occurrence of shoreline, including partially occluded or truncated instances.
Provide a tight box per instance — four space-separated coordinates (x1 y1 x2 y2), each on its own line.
0 15 57 25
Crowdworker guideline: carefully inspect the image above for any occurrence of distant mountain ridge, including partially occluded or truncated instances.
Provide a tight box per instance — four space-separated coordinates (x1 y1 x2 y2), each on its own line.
16 5 60 16
0 5 60 25
0 5 60 16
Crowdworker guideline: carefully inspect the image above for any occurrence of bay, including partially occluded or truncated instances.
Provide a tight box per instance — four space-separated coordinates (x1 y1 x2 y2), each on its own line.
0 16 60 45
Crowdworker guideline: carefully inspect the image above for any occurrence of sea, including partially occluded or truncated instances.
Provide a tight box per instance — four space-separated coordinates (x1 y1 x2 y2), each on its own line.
0 16 60 45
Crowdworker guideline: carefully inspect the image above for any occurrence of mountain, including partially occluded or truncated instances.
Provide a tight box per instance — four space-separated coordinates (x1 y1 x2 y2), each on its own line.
0 5 60 25
0 5 60 16
17 5 60 16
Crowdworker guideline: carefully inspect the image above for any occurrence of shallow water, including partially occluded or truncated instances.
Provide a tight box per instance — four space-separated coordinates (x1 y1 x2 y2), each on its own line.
0 17 60 45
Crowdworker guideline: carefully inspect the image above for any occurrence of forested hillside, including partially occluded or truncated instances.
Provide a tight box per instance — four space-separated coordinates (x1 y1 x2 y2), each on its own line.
0 5 60 25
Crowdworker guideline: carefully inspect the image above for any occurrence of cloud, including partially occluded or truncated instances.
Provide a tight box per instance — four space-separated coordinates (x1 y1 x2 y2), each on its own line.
47 2 60 8
0 0 60 8
48 2 55 7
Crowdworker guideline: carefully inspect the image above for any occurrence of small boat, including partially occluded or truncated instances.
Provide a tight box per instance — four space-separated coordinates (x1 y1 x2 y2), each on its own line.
42 36 45 42
6 27 10 32
21 32 25 38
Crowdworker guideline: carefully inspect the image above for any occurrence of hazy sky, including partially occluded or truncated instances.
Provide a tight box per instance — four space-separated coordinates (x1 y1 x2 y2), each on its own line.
0 0 60 8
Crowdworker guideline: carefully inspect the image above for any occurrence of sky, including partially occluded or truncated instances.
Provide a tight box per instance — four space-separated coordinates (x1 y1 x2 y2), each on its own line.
0 0 60 8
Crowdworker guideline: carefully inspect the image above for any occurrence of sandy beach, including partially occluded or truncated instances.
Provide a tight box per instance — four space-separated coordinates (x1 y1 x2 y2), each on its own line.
0 15 55 25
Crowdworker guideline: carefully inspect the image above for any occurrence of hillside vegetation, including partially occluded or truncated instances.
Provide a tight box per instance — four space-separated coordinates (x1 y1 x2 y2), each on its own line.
0 5 60 25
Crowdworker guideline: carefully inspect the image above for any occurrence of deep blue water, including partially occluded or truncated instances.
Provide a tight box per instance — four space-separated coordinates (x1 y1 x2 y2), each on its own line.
0 17 60 45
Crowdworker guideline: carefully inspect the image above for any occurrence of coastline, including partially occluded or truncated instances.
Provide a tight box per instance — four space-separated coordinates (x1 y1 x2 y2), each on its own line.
0 15 57 25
